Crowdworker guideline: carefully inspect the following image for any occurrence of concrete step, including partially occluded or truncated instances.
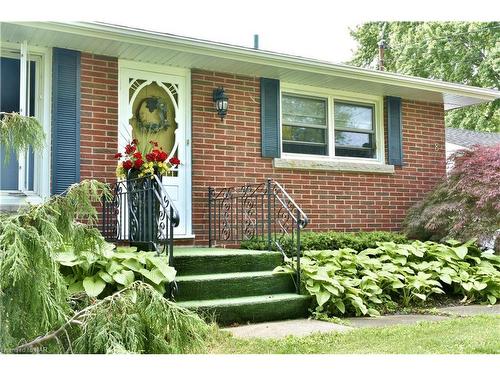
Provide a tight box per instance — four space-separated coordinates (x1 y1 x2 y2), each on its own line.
175 270 296 301
177 293 312 325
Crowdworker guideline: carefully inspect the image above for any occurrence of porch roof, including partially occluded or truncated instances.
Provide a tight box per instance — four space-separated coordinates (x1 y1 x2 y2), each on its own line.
2 21 499 110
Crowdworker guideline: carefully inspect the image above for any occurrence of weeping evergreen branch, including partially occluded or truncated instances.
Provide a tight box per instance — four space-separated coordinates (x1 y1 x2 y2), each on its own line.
0 180 110 352
13 282 217 354
0 112 45 163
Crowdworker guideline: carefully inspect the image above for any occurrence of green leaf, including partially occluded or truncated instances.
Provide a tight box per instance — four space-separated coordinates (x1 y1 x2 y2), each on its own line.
53 251 83 267
122 259 143 272
53 251 77 263
116 246 137 253
112 252 138 260
472 281 487 291
98 270 113 283
461 282 473 291
113 270 135 286
82 275 106 297
392 280 405 289
334 300 346 314
138 268 165 285
323 283 339 296
487 295 497 305
306 283 321 293
439 274 452 284
106 260 123 275
315 290 331 307
452 246 468 260
68 281 84 295
351 298 368 315
148 256 176 282
413 293 427 301
367 308 380 317
152 282 166 295
431 287 444 294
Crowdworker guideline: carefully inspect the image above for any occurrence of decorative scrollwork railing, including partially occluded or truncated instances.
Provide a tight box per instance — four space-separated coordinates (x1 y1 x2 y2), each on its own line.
208 178 309 293
101 175 180 266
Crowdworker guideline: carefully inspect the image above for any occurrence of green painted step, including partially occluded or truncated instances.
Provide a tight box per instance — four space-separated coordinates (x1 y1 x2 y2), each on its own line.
177 294 312 325
175 271 296 301
172 248 283 276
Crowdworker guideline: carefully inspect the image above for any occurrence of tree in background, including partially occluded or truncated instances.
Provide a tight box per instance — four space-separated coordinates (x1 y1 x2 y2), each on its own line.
349 22 500 132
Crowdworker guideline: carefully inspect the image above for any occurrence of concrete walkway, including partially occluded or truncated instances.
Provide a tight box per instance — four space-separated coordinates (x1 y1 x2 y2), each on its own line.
224 304 499 339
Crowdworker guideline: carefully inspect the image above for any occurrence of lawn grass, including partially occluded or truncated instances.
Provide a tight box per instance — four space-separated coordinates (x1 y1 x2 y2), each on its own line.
208 315 500 354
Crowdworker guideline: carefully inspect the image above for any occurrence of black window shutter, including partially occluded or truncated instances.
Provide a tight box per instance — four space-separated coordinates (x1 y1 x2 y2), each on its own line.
260 78 281 158
51 48 81 195
387 96 403 166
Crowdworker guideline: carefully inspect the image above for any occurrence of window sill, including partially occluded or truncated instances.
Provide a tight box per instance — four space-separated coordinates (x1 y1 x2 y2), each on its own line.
273 157 395 174
0 191 45 212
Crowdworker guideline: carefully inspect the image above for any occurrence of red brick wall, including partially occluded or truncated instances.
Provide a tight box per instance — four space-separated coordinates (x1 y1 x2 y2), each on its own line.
191 70 446 245
80 53 118 183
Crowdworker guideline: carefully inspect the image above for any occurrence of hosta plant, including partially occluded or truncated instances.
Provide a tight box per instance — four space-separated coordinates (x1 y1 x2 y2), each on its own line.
275 240 500 317
55 244 176 297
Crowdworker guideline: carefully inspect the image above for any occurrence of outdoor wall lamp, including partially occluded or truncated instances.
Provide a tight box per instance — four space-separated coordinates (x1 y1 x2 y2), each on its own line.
213 87 228 120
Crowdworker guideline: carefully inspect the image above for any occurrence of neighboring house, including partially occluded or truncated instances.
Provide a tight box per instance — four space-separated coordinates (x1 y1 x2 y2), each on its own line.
1 22 500 246
446 127 500 159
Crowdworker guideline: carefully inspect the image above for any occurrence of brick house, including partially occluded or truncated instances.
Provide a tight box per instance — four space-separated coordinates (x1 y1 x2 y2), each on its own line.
1 22 499 246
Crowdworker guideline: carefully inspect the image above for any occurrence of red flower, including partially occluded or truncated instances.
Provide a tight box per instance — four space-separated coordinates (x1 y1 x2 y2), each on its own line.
122 160 133 170
169 157 180 166
114 152 122 159
133 152 142 160
134 158 144 169
158 151 168 162
125 144 136 155
146 152 156 162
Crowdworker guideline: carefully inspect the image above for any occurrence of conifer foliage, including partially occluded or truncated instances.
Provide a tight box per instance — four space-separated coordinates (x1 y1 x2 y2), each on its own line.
0 180 216 354
0 180 109 351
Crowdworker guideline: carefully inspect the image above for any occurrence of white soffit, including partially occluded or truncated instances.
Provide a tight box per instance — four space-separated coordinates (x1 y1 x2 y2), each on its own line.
1 21 499 110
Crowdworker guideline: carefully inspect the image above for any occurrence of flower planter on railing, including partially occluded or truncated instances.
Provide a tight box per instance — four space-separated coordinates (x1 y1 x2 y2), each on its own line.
126 170 161 251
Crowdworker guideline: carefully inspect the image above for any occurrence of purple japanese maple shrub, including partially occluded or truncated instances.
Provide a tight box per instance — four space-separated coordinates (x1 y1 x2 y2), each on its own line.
404 144 500 251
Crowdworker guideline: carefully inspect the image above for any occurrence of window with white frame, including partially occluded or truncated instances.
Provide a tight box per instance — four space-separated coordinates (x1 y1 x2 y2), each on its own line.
334 101 375 159
282 94 328 156
281 89 381 161
0 42 50 207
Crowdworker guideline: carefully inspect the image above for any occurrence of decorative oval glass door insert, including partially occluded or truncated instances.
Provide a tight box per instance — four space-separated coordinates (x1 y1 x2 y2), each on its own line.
128 79 180 177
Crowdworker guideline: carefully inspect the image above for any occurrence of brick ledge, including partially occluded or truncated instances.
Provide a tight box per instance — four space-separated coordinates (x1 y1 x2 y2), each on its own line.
273 158 395 174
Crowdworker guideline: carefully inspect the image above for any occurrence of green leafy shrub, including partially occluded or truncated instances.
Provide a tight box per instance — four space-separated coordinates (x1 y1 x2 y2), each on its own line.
276 240 500 317
404 144 500 251
242 231 408 255
55 245 176 297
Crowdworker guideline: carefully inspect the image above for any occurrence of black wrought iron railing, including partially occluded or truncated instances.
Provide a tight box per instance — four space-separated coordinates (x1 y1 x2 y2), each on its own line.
101 175 180 266
208 178 309 293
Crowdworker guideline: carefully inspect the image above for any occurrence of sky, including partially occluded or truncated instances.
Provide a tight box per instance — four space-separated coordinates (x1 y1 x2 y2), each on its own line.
1 0 498 64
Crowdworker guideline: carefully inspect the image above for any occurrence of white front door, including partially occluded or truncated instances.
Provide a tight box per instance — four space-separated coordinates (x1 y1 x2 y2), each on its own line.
118 61 192 237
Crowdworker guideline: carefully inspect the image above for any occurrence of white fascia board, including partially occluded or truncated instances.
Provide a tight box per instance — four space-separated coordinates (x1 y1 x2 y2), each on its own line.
14 21 500 104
